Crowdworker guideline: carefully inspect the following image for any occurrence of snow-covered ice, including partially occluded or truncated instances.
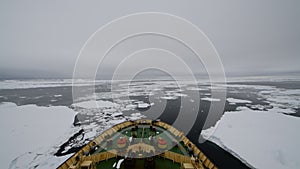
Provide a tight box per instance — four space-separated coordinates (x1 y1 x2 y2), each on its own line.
201 97 221 102
0 102 77 169
202 106 300 169
0 79 109 90
161 96 177 100
226 98 252 104
129 113 145 120
186 87 207 91
116 159 124 169
111 112 123 117
259 89 300 110
137 103 150 109
72 100 119 109
124 104 137 110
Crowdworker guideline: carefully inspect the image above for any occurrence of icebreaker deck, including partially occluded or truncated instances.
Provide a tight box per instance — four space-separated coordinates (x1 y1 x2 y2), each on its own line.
57 119 217 169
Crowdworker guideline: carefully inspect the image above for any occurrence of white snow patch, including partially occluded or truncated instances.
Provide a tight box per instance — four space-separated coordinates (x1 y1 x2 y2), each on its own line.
187 87 207 91
137 103 150 109
201 97 220 102
173 93 188 97
259 90 272 94
125 104 137 110
227 98 252 104
116 159 124 169
128 113 145 121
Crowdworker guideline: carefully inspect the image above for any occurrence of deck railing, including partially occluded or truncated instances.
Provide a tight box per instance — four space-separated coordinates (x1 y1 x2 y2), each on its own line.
84 151 117 163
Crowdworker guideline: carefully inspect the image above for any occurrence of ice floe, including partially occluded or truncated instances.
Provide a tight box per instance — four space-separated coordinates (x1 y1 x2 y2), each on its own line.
161 96 177 100
226 98 252 104
0 102 77 169
259 89 300 110
137 103 151 109
111 112 123 117
0 79 109 90
129 113 145 121
186 87 207 91
201 97 221 102
202 106 300 169
72 100 120 109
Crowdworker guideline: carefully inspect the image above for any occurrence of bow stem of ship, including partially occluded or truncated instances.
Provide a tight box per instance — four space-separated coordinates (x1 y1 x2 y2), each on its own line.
57 120 218 169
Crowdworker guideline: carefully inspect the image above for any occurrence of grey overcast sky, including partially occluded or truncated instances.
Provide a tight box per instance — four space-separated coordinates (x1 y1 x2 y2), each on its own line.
0 0 299 79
